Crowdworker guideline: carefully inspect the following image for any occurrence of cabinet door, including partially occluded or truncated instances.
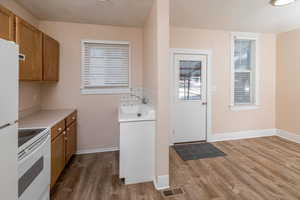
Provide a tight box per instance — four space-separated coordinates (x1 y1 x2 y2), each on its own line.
51 132 65 188
43 34 59 81
65 122 77 164
16 17 43 81
0 5 15 41
66 111 77 127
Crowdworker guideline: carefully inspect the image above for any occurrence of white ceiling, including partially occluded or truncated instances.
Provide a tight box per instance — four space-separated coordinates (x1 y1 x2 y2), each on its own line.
14 0 153 27
170 0 300 33
15 0 300 33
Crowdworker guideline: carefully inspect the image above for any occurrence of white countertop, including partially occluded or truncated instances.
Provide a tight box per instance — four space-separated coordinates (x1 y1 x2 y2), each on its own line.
19 109 76 129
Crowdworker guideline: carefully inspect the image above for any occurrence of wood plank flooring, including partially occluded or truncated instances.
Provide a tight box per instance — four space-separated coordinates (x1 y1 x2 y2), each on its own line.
50 136 300 200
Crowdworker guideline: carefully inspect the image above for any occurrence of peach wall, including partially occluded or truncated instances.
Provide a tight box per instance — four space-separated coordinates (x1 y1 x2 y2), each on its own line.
171 27 276 134
276 29 300 135
155 0 170 179
143 0 158 106
38 21 143 151
0 1 41 117
143 0 170 182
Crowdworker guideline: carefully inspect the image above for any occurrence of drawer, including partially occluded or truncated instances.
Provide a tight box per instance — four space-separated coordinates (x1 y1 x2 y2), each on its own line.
66 111 77 126
51 120 66 140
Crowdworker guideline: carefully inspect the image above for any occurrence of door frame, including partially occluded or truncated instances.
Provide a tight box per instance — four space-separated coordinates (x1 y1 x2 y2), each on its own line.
169 48 212 144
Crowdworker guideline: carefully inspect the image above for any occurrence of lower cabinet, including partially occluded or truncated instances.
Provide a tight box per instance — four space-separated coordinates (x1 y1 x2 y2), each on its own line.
51 132 65 187
50 111 77 189
65 121 77 164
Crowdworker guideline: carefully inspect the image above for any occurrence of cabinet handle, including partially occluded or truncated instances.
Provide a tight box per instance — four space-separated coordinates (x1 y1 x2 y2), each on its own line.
63 131 66 135
19 54 26 61
57 127 62 132
67 128 70 131
72 116 76 120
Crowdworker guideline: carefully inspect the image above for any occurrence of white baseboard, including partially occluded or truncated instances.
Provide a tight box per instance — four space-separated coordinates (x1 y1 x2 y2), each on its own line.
153 175 170 190
76 146 119 155
277 129 300 144
207 129 277 142
125 177 154 185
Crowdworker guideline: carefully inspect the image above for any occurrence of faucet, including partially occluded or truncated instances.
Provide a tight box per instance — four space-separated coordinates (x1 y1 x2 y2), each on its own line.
129 88 149 104
129 93 149 104
142 97 149 104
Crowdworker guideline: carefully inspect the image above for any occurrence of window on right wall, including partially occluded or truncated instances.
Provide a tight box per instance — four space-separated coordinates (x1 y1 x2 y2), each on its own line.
231 32 259 110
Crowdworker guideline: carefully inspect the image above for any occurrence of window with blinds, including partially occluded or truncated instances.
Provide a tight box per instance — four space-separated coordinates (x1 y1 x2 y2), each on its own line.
81 40 130 94
231 33 259 107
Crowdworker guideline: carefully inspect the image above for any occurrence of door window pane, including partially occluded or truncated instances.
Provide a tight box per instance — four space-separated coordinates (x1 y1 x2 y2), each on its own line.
178 60 201 100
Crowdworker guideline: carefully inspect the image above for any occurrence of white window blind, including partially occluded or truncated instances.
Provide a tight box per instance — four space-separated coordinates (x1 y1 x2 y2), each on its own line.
81 40 130 94
231 33 259 108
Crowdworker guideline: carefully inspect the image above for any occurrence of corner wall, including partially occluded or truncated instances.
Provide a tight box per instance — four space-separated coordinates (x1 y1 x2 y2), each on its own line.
143 0 158 105
143 0 170 189
38 21 144 151
276 28 300 135
170 27 276 135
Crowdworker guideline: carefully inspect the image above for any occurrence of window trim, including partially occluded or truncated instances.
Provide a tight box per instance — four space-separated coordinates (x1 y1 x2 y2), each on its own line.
230 32 260 110
80 40 132 95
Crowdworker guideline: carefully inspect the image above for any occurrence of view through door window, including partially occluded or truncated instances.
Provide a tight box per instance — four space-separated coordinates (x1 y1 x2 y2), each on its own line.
178 60 202 100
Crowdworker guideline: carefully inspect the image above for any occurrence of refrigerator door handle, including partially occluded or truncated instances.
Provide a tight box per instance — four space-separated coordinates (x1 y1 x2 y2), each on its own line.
0 123 10 130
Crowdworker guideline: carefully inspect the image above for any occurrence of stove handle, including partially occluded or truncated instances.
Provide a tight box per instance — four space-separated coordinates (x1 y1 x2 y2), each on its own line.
18 134 50 164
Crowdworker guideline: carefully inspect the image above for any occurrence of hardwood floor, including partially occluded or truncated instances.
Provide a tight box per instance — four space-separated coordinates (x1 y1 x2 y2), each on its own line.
51 136 300 200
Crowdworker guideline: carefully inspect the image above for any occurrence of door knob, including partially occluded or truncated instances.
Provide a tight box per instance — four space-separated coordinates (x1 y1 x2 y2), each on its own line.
202 102 207 105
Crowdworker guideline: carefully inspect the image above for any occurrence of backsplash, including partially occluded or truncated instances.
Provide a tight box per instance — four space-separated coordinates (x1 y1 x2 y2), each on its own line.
19 82 41 119
143 88 156 107
120 88 145 106
119 87 156 107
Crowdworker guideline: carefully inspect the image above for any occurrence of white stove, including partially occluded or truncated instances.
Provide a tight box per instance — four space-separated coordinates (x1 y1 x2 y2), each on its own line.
18 128 51 200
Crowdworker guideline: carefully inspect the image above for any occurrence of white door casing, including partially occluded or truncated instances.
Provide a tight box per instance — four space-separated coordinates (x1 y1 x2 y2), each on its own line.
170 49 212 144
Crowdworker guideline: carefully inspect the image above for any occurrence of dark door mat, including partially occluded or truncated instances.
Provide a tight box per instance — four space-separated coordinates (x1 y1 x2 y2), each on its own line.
174 143 226 161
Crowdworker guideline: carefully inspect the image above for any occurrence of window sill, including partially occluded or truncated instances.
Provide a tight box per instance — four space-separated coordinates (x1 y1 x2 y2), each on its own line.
229 105 260 111
81 88 130 95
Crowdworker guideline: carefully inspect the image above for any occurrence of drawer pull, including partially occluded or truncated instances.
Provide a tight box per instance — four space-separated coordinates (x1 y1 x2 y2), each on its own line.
57 127 62 132
19 54 26 61
63 131 66 135
72 116 76 120
67 128 70 131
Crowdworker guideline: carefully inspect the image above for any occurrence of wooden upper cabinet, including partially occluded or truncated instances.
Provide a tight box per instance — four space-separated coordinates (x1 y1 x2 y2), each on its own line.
43 34 59 81
1 5 60 81
16 17 43 81
0 5 15 41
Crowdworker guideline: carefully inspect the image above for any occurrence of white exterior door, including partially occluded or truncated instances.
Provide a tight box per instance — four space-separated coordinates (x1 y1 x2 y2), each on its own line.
173 53 207 143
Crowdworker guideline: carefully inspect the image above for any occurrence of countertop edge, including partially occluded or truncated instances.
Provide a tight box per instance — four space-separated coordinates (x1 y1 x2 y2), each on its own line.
19 109 77 129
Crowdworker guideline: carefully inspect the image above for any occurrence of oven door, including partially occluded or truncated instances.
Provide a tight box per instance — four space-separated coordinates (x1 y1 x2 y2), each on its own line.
18 134 50 200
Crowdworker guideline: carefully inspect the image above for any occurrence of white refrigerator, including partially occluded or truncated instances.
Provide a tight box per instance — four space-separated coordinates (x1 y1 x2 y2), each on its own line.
0 39 19 199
